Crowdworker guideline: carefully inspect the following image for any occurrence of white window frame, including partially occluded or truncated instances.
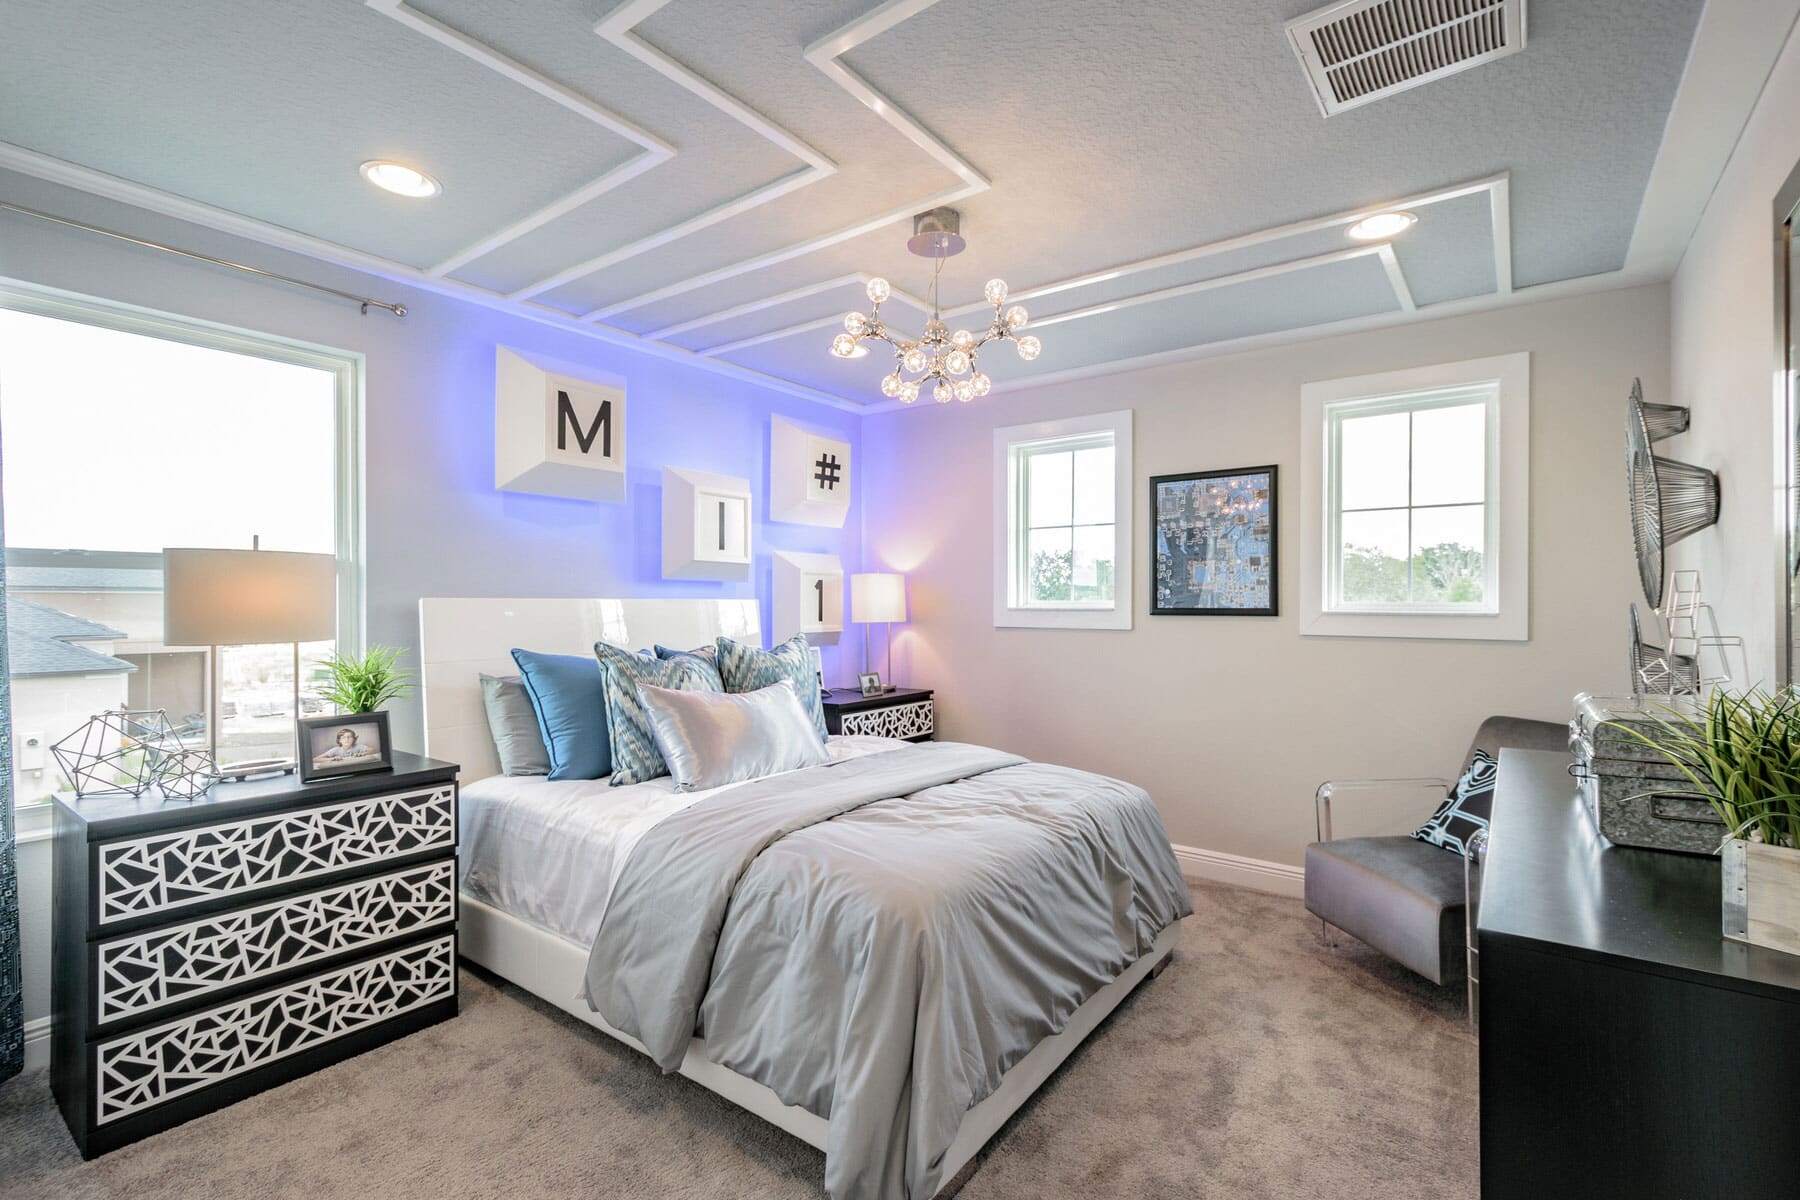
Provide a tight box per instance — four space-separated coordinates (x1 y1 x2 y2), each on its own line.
993 409 1133 630
1300 353 1529 641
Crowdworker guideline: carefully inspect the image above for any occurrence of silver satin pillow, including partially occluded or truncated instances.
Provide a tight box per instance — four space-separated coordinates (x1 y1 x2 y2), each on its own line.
479 673 551 777
636 678 829 792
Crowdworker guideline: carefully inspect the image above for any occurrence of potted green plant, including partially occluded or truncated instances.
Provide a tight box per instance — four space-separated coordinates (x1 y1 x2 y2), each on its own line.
1608 687 1800 956
318 644 413 714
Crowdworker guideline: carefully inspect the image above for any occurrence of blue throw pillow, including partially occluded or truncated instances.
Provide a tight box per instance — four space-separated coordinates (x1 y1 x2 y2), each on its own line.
595 642 720 786
715 634 827 742
510 649 611 781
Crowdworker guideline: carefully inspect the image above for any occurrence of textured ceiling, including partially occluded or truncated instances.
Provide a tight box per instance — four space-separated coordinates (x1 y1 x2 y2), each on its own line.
0 0 1710 408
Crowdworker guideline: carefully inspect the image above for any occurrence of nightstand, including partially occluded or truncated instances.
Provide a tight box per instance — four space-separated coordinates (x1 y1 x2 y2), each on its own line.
51 751 460 1157
822 687 934 742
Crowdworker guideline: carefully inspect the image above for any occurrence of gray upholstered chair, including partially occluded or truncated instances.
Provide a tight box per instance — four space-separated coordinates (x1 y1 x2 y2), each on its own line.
1304 716 1567 1004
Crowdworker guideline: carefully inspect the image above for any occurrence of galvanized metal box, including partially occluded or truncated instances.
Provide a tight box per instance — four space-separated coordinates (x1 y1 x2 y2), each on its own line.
1571 693 1723 855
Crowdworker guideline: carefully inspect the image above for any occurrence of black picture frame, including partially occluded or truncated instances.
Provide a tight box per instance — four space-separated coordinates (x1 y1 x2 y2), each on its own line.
1150 465 1279 616
296 710 395 784
858 671 884 697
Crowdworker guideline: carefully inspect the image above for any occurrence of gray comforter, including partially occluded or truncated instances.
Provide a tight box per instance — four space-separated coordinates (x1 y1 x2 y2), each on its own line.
583 741 1192 1200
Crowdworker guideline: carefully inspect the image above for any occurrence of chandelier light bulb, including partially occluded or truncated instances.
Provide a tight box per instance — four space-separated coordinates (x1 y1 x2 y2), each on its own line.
1004 305 1029 330
866 277 891 304
951 329 975 351
933 380 953 404
844 311 867 335
955 380 975 402
903 347 928 373
831 333 858 358
901 380 921 403
946 349 971 375
972 372 992 397
880 373 901 398
1016 335 1042 361
984 278 1008 305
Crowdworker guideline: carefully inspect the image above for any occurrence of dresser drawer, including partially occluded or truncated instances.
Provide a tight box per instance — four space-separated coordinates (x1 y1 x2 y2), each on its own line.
839 699 934 740
93 784 457 928
93 859 456 1027
93 933 456 1126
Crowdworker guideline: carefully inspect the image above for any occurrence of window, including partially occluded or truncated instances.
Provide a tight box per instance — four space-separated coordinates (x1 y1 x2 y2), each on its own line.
1 282 362 807
993 410 1133 629
1300 354 1528 640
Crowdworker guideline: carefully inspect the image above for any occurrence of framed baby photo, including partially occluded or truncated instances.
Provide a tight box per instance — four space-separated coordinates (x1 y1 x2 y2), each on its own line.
297 710 394 783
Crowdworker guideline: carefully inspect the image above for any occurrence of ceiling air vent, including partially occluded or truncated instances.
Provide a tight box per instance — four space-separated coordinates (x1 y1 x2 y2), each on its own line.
1286 0 1527 116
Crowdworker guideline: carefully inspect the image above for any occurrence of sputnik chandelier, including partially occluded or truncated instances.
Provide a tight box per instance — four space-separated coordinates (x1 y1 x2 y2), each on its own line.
830 207 1041 404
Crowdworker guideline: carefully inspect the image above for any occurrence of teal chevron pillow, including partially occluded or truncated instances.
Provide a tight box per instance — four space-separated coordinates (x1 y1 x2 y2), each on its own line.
715 634 827 742
594 643 721 786
652 643 725 692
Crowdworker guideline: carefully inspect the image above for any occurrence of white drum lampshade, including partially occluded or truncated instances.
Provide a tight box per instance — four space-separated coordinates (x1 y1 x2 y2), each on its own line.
163 547 337 766
850 573 906 689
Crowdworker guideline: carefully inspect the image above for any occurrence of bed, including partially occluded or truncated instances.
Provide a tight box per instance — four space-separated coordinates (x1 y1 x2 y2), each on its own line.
420 597 1189 1200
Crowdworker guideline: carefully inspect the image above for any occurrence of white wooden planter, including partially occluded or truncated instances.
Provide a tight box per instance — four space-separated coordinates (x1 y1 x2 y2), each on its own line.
1722 839 1800 957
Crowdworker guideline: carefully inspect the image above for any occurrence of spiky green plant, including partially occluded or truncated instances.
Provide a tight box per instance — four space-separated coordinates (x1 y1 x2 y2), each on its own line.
318 645 413 715
1604 688 1800 849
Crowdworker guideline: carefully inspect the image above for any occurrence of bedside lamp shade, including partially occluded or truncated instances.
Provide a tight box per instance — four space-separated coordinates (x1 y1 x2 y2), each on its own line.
851 573 906 624
163 548 337 646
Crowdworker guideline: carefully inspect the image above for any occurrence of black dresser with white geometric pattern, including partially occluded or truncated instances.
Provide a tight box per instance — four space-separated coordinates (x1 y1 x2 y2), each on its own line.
51 752 459 1157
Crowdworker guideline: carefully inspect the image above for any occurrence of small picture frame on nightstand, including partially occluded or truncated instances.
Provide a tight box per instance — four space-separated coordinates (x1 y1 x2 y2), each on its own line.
858 671 884 697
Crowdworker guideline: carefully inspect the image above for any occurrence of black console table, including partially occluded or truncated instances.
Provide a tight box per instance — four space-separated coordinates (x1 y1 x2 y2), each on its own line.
1477 750 1800 1199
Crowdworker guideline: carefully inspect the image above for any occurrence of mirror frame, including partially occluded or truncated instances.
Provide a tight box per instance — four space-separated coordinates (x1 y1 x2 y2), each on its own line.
1777 157 1800 687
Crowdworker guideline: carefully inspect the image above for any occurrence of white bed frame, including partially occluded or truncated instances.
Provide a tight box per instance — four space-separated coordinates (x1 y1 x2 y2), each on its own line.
419 597 1177 1196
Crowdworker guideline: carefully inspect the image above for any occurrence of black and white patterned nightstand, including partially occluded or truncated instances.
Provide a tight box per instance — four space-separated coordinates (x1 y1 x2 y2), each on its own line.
51 752 460 1158
822 687 935 743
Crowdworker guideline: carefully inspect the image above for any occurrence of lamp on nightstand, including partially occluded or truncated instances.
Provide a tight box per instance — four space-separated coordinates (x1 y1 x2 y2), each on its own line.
850 572 906 692
163 542 337 778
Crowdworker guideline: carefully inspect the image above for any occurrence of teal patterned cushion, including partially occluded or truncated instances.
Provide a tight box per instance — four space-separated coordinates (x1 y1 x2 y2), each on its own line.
594 643 720 786
715 634 827 742
652 644 725 692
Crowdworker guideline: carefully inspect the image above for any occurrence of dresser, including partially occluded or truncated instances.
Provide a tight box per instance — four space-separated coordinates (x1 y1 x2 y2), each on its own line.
1477 750 1800 1200
51 752 460 1157
822 687 935 742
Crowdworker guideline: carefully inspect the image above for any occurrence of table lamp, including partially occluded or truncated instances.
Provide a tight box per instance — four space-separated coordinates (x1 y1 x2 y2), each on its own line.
850 572 906 692
163 543 336 777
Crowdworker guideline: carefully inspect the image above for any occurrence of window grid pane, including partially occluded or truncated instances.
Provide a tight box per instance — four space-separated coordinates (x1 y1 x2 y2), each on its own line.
1015 434 1116 608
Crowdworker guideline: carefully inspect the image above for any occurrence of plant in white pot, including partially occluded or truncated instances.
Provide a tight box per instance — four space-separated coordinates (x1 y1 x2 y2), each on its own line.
1609 687 1800 955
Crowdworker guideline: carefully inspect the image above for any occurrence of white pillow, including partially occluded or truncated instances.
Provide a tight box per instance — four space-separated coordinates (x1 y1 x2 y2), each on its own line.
635 678 829 792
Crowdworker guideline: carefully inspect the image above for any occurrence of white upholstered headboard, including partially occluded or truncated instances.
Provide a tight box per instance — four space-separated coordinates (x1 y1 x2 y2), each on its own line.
418 597 760 783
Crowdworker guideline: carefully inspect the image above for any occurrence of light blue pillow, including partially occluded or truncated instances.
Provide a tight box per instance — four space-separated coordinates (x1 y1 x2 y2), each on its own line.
510 649 611 782
715 634 827 742
594 642 720 786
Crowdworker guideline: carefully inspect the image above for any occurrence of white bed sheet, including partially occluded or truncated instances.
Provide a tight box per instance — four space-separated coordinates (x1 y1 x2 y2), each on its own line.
458 735 903 947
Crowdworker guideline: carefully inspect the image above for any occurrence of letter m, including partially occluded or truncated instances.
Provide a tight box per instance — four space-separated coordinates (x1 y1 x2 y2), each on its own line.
556 390 611 457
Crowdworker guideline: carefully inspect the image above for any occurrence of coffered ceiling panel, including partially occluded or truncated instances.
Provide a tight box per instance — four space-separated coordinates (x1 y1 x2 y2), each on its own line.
0 0 1731 411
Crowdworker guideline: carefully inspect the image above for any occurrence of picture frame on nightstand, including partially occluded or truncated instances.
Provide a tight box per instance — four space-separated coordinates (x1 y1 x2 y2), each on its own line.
858 671 883 696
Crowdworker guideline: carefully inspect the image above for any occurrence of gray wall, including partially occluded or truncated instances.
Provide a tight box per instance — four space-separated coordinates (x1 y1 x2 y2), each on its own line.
860 283 1667 867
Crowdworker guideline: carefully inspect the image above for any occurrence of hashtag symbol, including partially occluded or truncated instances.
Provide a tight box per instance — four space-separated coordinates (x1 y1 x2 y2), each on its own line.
813 453 841 490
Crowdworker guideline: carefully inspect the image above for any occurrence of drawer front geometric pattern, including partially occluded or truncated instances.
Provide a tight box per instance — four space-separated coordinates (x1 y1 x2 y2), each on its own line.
96 786 456 926
96 860 456 1025
839 700 934 740
95 934 456 1124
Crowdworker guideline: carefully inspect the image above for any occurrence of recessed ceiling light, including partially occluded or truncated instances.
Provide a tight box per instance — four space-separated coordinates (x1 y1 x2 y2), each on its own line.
1347 211 1417 241
359 160 441 199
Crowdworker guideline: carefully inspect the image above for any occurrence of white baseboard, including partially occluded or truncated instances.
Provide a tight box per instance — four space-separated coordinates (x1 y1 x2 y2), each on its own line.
23 1015 51 1074
1171 843 1305 899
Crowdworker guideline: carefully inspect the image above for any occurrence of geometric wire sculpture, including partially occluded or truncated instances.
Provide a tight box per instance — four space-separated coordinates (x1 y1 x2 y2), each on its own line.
1627 383 1718 609
150 743 220 801
50 709 179 799
1659 569 1747 690
1629 602 1699 698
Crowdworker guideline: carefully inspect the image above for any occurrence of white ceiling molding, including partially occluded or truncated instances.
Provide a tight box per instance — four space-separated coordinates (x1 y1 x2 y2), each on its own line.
1624 0 1800 276
581 0 992 321
361 0 674 278
700 286 933 359
0 143 869 413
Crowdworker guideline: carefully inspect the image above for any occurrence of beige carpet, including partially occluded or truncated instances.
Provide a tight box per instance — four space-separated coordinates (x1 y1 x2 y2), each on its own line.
0 884 1477 1200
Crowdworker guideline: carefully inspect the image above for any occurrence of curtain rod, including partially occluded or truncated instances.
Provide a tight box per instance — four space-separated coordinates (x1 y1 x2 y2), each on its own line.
0 201 407 317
